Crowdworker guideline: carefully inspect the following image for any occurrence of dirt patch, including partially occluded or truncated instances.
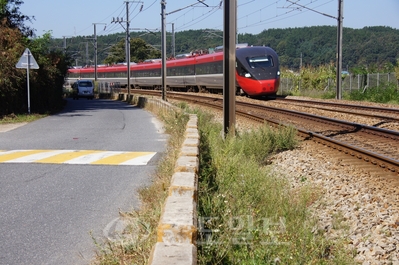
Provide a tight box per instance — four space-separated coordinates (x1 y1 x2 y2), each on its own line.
0 122 27 132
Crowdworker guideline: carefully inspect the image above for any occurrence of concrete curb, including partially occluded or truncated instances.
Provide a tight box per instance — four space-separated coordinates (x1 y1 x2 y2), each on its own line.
150 114 199 265
132 96 199 265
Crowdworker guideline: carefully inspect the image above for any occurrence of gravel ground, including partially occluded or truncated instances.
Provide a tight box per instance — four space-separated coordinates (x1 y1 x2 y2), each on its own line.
184 94 399 264
269 97 399 264
248 96 399 132
269 141 399 264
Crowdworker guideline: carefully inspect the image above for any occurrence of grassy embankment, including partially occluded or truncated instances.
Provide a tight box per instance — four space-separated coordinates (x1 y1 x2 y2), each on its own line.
194 108 354 264
90 100 354 264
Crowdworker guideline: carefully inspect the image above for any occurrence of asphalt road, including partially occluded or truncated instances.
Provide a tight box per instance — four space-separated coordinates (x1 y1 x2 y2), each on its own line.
0 98 168 265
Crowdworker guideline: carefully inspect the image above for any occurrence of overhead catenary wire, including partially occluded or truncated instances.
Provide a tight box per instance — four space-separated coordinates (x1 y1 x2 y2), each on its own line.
68 0 338 39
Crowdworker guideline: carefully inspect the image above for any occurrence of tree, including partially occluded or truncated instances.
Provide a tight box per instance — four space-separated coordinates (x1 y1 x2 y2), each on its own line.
103 37 161 65
0 0 70 115
103 39 125 64
26 32 71 113
0 0 34 36
0 17 26 115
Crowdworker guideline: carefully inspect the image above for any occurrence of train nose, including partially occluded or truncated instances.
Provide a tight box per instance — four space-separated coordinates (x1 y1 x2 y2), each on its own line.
262 83 272 92
260 79 279 93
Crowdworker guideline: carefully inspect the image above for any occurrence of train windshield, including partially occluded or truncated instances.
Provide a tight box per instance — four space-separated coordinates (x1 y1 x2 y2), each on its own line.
247 56 274 68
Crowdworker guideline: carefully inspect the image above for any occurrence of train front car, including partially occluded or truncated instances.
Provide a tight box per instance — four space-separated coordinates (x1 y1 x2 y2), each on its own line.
235 46 280 97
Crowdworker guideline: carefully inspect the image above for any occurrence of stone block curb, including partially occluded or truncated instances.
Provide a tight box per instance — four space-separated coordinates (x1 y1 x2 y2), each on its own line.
180 146 199 157
149 243 197 265
175 156 199 173
142 97 198 265
182 138 200 147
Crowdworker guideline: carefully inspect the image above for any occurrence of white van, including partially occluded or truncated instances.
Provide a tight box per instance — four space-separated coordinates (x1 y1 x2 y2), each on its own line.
72 80 94 100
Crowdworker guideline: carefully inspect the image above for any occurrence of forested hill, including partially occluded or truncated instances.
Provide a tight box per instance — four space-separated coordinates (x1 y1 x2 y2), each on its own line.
246 26 399 71
62 26 399 71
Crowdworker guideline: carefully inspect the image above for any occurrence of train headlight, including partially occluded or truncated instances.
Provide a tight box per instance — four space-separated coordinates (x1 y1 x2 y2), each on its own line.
277 71 280 76
245 73 252 78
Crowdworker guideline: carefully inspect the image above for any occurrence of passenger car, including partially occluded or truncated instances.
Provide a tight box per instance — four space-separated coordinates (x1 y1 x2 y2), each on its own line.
72 80 94 100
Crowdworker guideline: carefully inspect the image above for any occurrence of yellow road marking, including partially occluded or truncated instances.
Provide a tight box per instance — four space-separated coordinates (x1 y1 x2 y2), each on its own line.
91 152 155 165
0 150 51 162
0 150 156 165
36 150 103 164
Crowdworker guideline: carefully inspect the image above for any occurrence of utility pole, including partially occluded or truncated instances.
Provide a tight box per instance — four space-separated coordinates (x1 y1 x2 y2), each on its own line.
223 0 236 136
112 1 143 102
161 1 167 101
285 0 344 100
63 36 67 54
62 36 73 54
86 42 89 66
336 0 344 100
93 23 107 82
171 23 175 59
161 1 209 101
299 52 303 90
126 1 144 102
126 1 131 101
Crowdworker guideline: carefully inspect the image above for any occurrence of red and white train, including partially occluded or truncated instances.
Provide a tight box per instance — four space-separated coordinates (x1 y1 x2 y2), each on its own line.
67 44 280 97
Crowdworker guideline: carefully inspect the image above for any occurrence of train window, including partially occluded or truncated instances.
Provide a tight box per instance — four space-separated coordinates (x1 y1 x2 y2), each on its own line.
166 65 195 76
168 67 177 76
195 61 223 75
116 71 125 77
247 56 273 68
81 73 92 78
68 73 79 78
138 69 161 77
187 65 195 75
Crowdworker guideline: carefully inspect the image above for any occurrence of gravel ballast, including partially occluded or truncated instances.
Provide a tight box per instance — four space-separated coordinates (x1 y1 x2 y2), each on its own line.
185 94 399 264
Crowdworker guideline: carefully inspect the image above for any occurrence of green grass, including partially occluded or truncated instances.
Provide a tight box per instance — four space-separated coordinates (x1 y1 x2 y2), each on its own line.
195 110 354 264
344 84 399 104
285 88 337 100
283 83 399 104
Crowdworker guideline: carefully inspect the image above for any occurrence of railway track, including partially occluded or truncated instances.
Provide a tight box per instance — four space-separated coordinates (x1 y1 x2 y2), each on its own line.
271 97 399 123
131 90 399 176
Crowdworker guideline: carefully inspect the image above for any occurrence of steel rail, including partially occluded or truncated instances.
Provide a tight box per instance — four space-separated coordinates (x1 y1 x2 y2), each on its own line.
165 93 399 176
273 97 399 121
129 91 399 175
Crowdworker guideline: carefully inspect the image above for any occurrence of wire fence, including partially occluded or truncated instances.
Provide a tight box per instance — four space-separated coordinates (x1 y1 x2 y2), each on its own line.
97 81 122 94
279 73 398 95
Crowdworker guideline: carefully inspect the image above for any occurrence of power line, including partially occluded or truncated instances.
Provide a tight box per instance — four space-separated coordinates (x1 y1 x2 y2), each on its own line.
235 0 335 32
174 6 221 31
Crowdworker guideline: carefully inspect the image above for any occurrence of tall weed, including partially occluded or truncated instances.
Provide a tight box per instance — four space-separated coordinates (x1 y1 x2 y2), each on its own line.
196 110 353 264
346 84 399 104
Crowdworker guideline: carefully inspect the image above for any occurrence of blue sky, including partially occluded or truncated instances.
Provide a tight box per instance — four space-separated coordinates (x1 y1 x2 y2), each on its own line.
20 0 399 38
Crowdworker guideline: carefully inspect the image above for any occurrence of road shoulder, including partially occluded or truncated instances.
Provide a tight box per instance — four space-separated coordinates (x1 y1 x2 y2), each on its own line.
0 122 28 132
